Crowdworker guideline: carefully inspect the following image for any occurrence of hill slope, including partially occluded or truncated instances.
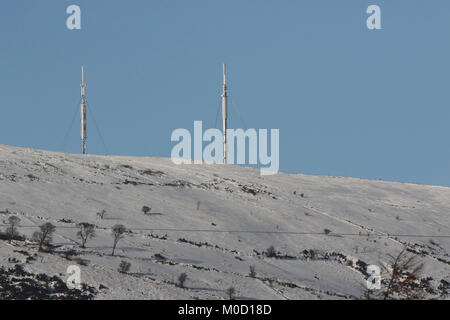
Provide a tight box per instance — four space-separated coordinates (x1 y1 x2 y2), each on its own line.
0 144 448 299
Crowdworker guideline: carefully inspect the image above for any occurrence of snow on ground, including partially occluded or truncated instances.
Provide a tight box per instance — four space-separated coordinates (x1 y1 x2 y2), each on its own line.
0 144 448 299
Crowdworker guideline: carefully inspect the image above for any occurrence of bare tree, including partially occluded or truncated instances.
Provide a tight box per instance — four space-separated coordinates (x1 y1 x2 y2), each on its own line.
76 222 96 248
382 248 424 300
6 216 20 243
32 223 56 252
111 224 126 256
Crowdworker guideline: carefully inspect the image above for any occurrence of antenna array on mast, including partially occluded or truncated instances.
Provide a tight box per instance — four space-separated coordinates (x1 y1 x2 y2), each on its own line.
80 66 87 155
222 63 228 164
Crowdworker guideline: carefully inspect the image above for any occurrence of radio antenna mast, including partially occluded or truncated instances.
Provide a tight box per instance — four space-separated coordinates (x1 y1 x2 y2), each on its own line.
80 66 87 155
222 63 228 164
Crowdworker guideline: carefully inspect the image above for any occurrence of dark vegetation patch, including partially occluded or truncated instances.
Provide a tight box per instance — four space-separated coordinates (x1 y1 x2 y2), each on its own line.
139 169 165 177
121 179 154 186
26 174 39 181
177 238 241 257
153 253 167 261
0 264 96 300
178 238 213 248
0 173 17 182
148 234 168 240
119 164 133 170
198 181 221 191
72 177 102 185
164 180 194 188
239 184 277 199
252 248 296 260
13 250 36 263
0 232 26 242
438 280 449 295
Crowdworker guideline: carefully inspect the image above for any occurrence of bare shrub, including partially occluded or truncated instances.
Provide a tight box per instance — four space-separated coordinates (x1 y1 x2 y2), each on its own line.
178 273 188 288
64 248 77 260
142 206 151 215
265 246 277 258
96 210 106 219
118 260 131 273
382 248 424 300
226 286 236 300
249 265 256 278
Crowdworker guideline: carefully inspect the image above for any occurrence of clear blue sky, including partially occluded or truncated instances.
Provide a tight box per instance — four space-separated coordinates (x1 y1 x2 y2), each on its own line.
1 0 450 186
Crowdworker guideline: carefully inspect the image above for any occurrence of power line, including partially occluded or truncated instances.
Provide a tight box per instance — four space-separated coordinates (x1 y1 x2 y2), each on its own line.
229 96 248 130
86 101 109 155
214 100 221 130
1 224 449 238
60 98 82 152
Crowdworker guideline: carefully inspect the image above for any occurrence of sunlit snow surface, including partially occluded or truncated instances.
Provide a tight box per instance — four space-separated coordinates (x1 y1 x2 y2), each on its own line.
0 144 448 299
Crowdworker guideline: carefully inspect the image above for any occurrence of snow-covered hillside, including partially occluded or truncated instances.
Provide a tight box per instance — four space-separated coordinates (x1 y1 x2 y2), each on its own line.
0 144 448 299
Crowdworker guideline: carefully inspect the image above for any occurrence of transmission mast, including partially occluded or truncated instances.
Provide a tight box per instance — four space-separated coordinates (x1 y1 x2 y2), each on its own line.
222 64 228 164
80 66 87 155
